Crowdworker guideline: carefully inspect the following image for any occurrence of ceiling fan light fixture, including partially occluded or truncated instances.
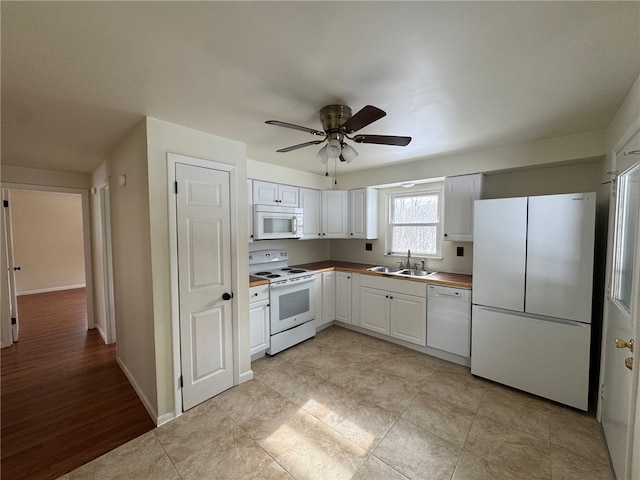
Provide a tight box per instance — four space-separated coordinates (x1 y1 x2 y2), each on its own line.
326 139 342 159
316 145 329 163
340 144 358 163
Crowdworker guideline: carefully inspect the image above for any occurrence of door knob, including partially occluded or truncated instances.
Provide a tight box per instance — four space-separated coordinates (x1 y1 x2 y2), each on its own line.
615 338 634 353
625 357 633 371
222 292 233 301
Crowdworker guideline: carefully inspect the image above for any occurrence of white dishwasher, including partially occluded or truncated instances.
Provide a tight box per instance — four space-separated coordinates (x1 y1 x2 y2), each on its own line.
427 285 471 357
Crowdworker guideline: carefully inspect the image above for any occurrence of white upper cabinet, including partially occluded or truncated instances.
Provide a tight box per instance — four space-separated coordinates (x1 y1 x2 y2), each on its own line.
252 180 299 207
321 190 348 238
443 173 485 242
349 188 378 239
299 187 322 239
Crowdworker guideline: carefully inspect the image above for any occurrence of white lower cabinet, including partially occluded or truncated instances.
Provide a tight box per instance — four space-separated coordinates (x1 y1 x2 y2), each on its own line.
249 285 270 357
314 271 336 329
359 275 427 346
335 272 352 324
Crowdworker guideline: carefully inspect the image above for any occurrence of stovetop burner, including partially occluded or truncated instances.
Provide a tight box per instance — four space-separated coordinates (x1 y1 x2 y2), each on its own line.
249 249 313 283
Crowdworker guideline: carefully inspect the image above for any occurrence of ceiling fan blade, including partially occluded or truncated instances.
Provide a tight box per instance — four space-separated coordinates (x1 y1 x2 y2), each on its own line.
353 135 412 146
276 139 325 153
265 120 325 136
341 105 386 134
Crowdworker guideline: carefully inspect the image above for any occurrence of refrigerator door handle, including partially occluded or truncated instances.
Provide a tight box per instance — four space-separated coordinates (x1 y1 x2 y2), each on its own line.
472 305 588 328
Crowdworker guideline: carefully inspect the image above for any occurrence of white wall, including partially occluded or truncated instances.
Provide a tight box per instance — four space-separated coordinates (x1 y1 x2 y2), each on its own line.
145 117 247 422
335 130 605 189
8 190 85 295
102 120 159 420
1 165 90 189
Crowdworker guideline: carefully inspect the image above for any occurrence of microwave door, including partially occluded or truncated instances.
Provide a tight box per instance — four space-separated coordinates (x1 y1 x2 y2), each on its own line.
264 215 293 235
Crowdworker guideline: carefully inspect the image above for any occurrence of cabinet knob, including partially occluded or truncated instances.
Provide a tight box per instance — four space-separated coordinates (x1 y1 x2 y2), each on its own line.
444 233 448 237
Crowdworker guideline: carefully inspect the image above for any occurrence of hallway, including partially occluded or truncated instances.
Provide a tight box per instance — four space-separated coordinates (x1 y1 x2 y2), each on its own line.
1 288 155 480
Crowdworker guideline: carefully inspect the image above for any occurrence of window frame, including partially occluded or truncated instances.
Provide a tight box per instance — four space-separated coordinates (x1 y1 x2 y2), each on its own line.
387 188 443 259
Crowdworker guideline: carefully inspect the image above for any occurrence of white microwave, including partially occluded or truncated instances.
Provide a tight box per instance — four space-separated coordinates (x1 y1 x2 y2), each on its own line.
253 204 303 240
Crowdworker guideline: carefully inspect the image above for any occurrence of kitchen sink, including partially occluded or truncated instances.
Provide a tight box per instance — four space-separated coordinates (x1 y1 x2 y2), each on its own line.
367 266 437 277
395 269 437 277
367 266 402 274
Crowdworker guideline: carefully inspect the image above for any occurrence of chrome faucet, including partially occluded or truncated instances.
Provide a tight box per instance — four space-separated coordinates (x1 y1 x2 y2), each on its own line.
406 249 411 270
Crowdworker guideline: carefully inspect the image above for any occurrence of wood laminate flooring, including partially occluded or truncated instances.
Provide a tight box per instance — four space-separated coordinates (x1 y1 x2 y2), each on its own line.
1 288 155 480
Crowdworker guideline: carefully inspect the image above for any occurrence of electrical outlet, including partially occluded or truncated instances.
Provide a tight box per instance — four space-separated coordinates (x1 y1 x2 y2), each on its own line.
457 246 464 256
365 243 372 251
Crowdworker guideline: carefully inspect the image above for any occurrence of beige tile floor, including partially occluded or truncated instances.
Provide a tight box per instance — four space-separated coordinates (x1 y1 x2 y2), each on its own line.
60 326 614 480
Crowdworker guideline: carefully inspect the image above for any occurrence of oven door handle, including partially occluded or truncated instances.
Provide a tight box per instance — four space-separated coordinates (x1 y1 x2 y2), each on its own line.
270 275 315 289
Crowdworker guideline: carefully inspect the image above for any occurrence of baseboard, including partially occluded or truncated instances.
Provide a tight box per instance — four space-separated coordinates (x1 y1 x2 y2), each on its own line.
116 357 160 426
239 369 254 384
17 284 86 296
95 324 108 344
156 412 176 427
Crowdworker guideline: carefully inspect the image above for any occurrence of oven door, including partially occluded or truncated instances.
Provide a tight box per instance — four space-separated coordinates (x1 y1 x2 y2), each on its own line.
269 276 315 334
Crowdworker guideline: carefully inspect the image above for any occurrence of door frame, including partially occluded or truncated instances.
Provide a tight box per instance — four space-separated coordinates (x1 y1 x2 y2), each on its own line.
597 118 640 478
98 183 116 344
167 152 239 417
0 183 95 335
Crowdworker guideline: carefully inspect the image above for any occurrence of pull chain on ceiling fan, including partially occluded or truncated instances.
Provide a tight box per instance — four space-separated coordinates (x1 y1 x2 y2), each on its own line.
265 104 411 164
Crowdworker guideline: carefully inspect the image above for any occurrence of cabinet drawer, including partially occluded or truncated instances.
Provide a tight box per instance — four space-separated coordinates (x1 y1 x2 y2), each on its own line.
250 285 269 303
361 274 426 297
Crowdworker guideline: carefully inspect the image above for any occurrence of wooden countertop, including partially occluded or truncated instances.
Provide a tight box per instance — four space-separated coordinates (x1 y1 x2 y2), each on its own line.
292 261 472 289
249 276 270 287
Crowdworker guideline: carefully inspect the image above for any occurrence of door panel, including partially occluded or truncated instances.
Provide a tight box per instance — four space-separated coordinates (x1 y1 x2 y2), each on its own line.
472 197 527 311
2 189 19 342
601 131 639 479
176 163 233 411
526 193 595 322
360 287 389 335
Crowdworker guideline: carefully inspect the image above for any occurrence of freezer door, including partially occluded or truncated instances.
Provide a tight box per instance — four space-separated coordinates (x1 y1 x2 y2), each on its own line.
472 197 528 311
526 193 595 323
471 305 590 410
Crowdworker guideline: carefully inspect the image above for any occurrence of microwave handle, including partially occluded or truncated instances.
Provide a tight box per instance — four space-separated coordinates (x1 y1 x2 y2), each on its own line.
292 216 298 233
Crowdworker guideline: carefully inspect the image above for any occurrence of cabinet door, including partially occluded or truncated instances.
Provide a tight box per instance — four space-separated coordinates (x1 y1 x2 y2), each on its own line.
322 190 348 238
299 188 322 239
349 188 378 239
360 286 389 335
249 301 270 356
313 274 323 329
253 180 278 204
278 184 299 207
335 272 352 324
443 174 484 241
390 292 426 346
322 271 336 324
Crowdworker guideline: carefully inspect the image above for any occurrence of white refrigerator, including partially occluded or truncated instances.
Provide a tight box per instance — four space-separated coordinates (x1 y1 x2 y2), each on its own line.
471 192 596 410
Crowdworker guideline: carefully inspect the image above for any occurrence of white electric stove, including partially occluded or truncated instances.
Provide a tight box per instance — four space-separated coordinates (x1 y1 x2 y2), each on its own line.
249 250 316 354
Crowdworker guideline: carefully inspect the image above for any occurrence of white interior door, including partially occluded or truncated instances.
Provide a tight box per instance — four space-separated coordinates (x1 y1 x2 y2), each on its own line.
2 189 19 342
600 130 640 480
176 162 234 411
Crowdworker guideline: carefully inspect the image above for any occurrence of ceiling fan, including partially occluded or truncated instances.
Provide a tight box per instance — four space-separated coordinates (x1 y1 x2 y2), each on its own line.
265 105 411 164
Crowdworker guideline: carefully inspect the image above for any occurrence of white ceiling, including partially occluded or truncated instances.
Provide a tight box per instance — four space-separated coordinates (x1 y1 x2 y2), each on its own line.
2 2 639 176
